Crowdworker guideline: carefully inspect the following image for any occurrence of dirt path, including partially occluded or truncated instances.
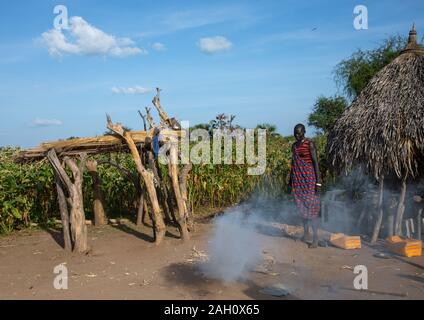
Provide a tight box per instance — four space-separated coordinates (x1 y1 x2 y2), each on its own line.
0 216 423 300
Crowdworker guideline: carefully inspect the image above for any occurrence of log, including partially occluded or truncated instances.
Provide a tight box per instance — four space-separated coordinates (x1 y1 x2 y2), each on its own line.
17 129 184 162
86 160 107 226
417 209 422 240
395 179 407 235
152 88 170 125
142 196 149 226
47 149 88 253
152 88 180 129
371 176 384 244
138 111 147 131
179 163 194 231
168 138 190 241
64 154 88 253
54 171 72 251
146 148 174 224
107 115 166 244
136 189 145 226
47 149 73 197
152 147 177 225
145 107 155 129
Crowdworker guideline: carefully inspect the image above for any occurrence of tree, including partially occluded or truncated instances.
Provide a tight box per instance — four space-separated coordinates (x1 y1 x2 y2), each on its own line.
256 123 279 136
308 96 348 134
228 115 236 130
209 113 228 130
190 123 210 131
334 36 407 99
208 114 240 133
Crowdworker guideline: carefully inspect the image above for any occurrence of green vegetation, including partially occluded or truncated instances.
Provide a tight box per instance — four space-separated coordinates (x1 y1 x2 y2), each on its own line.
0 148 56 233
0 129 330 234
308 36 410 134
335 36 407 99
308 96 348 134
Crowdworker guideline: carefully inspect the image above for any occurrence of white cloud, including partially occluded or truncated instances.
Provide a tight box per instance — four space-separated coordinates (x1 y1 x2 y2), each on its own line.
32 118 63 127
39 16 145 58
111 86 152 94
151 42 166 51
198 36 232 54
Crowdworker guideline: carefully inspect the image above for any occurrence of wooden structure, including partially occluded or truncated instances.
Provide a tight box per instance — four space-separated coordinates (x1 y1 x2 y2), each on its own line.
17 129 183 161
327 25 424 243
17 89 192 252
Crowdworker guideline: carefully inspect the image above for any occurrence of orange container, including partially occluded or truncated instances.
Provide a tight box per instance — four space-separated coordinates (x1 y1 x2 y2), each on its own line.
386 236 422 257
330 233 361 250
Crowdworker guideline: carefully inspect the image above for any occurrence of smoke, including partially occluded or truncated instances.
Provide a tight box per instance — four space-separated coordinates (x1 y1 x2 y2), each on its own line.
321 167 374 234
201 197 297 283
321 167 424 237
200 169 423 283
200 206 262 282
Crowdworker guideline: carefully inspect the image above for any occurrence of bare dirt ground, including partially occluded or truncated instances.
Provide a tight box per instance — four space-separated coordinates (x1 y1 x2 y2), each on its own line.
0 211 423 300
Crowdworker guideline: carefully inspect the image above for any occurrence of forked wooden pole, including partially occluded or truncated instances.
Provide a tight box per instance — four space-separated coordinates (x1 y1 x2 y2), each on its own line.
47 149 88 253
395 179 407 236
86 160 107 226
168 138 190 241
106 115 166 244
53 171 72 251
371 176 385 244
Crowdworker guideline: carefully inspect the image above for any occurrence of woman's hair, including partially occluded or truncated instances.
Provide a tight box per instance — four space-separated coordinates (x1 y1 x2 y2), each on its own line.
294 123 306 133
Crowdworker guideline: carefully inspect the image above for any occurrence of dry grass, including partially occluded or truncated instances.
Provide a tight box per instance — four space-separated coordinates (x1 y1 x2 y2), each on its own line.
327 43 424 180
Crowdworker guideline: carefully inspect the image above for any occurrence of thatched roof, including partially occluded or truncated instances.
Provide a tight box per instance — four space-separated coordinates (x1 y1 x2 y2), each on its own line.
327 25 424 180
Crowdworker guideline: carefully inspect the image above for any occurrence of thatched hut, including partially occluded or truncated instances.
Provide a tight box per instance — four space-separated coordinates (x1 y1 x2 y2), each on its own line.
327 25 424 242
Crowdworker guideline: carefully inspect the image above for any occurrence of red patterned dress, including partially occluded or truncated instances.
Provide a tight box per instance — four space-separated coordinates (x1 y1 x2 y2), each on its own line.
290 139 320 219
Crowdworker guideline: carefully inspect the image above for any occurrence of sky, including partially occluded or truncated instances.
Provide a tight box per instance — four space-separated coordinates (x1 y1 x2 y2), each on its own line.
0 0 423 148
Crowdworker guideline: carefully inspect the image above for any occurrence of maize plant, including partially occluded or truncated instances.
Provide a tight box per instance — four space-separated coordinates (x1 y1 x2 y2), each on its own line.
0 134 329 234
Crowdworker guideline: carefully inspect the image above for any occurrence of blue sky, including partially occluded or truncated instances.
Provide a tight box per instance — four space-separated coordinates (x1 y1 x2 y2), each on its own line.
0 0 423 148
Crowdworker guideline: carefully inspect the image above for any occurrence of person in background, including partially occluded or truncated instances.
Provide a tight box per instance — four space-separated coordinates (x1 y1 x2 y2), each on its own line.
152 127 161 158
289 124 322 248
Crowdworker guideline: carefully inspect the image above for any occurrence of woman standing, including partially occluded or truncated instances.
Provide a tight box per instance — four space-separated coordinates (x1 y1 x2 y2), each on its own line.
289 124 322 248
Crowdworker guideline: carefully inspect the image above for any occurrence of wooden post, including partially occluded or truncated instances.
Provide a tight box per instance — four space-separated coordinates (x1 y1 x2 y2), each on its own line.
179 163 194 231
417 209 422 240
145 107 155 129
138 110 147 131
405 220 411 238
394 179 407 236
142 197 149 225
152 88 170 125
386 194 397 237
371 176 384 244
168 138 190 240
159 168 176 224
65 155 88 253
107 115 166 244
136 189 145 226
146 148 174 224
152 88 180 129
356 205 367 233
86 160 107 226
53 171 72 251
47 149 88 253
